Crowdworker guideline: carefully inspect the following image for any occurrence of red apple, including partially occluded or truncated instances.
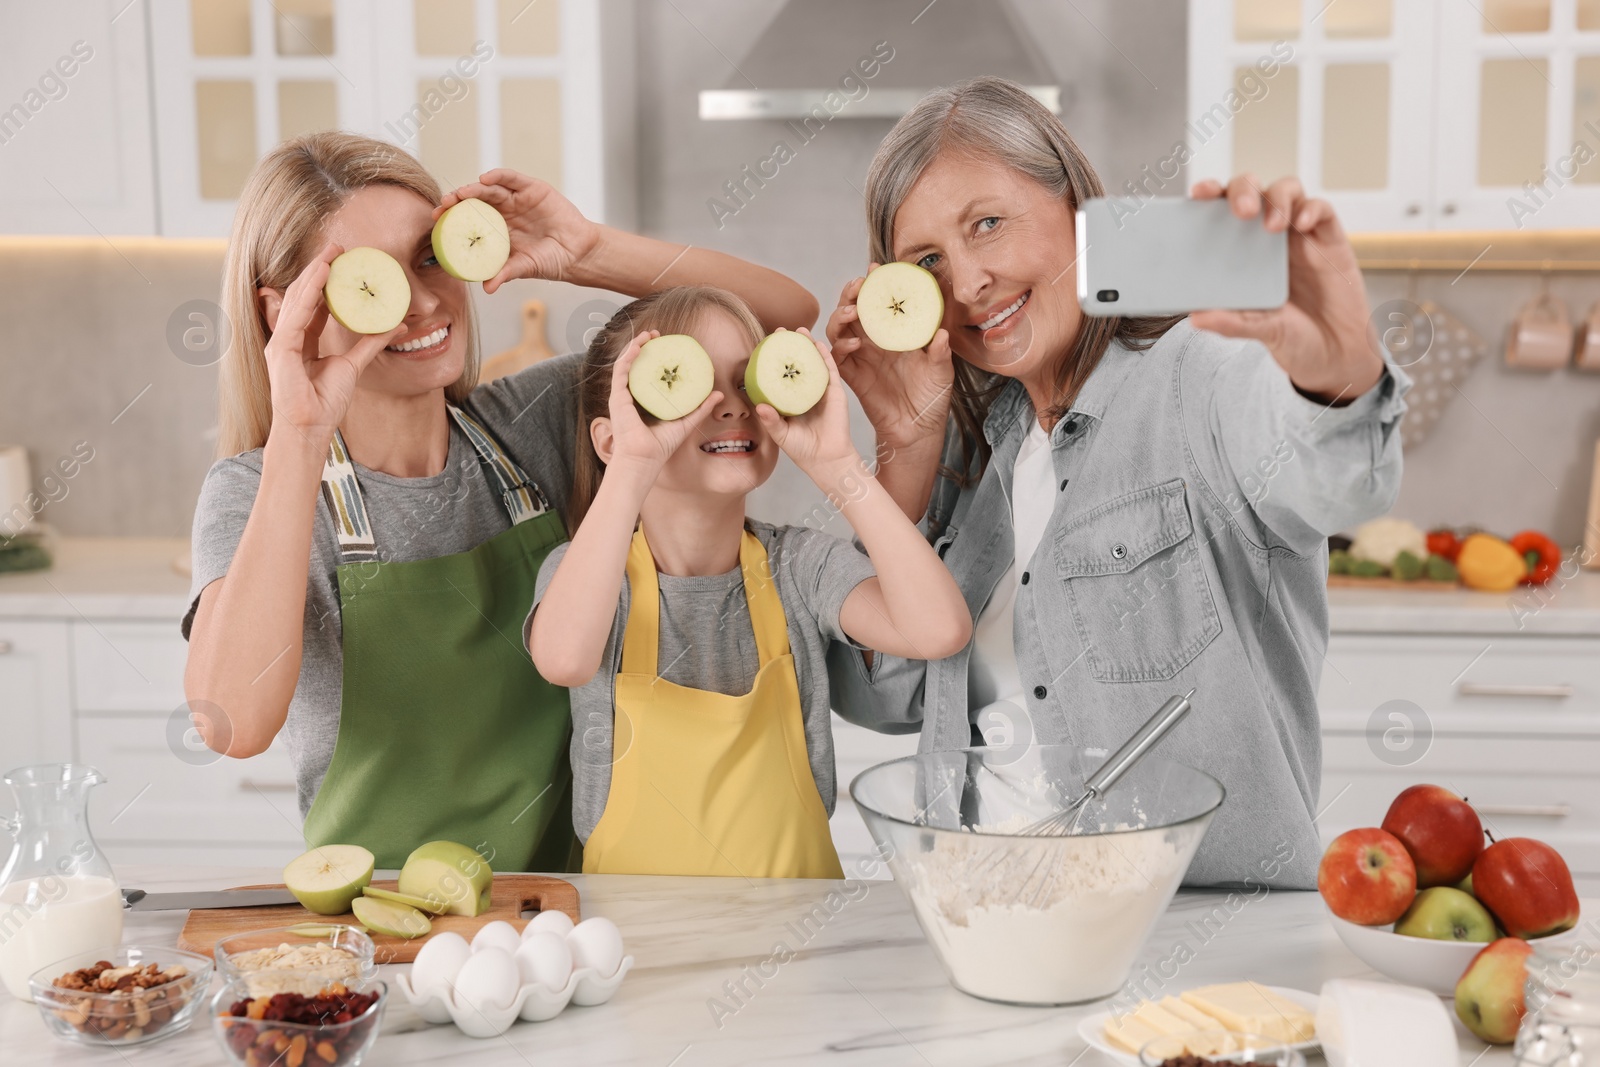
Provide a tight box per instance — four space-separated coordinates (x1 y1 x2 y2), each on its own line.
1455 937 1533 1044
1473 837 1580 939
1318 827 1418 926
1381 784 1484 888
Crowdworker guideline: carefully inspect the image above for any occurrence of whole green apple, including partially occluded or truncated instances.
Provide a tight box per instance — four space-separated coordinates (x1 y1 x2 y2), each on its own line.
1455 937 1533 1044
1395 886 1495 941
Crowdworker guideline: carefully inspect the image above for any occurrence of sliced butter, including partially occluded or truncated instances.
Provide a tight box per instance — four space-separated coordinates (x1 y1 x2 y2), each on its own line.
1180 982 1316 1043
1159 997 1237 1055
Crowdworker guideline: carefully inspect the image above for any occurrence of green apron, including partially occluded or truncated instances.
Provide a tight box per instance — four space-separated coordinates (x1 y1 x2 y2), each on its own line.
302 406 577 872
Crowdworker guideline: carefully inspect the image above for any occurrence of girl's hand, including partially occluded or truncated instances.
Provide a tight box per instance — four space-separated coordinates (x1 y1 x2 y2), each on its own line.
827 263 955 451
436 169 601 292
263 242 404 450
753 329 859 481
604 330 722 475
1188 175 1386 404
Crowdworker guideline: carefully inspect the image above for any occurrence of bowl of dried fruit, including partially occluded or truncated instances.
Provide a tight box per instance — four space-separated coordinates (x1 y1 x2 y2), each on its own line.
214 924 376 997
29 946 214 1047
212 976 386 1067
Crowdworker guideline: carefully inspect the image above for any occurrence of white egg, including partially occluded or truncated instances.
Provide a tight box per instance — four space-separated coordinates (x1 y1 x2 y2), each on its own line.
451 947 520 1012
521 910 574 939
566 917 624 978
409 931 471 1001
470 920 523 957
514 931 573 991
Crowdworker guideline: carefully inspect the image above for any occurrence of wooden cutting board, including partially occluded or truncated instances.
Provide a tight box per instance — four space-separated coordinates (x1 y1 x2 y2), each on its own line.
177 875 580 964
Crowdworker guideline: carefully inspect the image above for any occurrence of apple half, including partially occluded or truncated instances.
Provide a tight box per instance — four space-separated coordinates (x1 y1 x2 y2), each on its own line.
856 262 943 352
351 895 432 939
745 330 828 417
283 844 374 916
397 840 495 918
432 198 511 282
628 334 715 421
324 247 410 334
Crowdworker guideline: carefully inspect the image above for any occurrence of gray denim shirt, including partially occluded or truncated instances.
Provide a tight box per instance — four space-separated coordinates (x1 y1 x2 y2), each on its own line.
827 319 1409 889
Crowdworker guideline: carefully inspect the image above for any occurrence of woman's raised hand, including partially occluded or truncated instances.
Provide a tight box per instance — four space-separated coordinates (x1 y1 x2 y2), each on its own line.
1189 175 1386 404
753 329 857 480
827 263 955 452
605 331 722 474
437 169 601 292
263 242 404 450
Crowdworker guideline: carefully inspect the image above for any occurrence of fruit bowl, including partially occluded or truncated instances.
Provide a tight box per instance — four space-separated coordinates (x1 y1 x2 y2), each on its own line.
850 746 1224 1006
1325 900 1589 996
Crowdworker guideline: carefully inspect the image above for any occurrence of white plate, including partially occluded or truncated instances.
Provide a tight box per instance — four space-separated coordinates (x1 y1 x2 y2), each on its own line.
1076 985 1320 1066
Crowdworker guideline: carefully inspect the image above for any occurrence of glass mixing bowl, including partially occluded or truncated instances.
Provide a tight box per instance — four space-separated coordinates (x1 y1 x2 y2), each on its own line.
851 745 1224 1005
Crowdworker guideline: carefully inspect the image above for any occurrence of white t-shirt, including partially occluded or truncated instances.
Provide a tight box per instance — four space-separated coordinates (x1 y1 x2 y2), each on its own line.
967 416 1056 740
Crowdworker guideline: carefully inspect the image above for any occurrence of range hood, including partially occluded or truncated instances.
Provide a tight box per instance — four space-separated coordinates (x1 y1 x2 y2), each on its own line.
698 0 1061 121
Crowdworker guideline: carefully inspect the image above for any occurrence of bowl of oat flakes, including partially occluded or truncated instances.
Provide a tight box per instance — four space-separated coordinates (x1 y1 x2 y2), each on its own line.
214 925 375 997
29 945 214 1046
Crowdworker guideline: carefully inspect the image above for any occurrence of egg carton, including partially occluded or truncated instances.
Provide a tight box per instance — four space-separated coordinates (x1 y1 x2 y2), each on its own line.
393 957 634 1038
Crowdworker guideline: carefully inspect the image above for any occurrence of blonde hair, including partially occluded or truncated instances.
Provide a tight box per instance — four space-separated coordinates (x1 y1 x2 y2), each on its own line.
570 287 765 530
216 131 480 456
865 76 1179 482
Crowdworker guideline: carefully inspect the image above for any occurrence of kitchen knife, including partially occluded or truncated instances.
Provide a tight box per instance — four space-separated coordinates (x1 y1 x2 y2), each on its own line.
122 887 300 911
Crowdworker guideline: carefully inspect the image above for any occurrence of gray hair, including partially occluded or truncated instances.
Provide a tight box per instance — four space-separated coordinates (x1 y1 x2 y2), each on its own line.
864 76 1103 265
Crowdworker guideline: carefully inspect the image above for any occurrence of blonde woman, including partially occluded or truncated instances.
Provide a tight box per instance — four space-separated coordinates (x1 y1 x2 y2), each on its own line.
183 132 817 871
826 77 1408 888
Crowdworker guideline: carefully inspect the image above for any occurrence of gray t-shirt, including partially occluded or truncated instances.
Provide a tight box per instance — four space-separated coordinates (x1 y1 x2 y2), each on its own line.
528 521 876 842
184 355 583 817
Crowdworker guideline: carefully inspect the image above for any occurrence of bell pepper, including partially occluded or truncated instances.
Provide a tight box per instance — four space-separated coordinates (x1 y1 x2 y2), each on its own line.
1456 534 1528 592
1509 530 1561 585
1426 529 1463 562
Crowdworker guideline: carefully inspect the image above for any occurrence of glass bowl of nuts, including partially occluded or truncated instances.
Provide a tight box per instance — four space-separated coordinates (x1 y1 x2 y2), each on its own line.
212 975 386 1067
29 945 214 1046
215 924 376 997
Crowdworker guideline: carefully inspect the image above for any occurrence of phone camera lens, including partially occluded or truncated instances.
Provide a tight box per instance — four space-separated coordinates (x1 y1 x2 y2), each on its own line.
1096 289 1119 303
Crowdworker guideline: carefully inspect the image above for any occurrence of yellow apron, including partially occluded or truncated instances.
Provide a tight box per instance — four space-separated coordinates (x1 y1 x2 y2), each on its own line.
582 528 844 879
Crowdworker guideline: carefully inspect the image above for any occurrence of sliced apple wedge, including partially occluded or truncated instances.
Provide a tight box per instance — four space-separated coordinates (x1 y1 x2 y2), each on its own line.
745 330 828 416
351 895 431 939
628 334 715 421
324 247 410 334
362 885 450 916
283 844 374 916
856 262 943 352
432 198 511 282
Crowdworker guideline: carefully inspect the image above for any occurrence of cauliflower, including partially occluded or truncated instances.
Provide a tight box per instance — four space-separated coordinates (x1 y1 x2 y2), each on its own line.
1348 517 1428 569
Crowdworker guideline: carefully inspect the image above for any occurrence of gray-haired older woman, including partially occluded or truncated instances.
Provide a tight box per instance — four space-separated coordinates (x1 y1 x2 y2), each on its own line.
826 77 1407 888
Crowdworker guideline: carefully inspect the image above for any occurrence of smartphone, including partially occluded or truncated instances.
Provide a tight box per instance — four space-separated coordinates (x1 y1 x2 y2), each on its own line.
1076 196 1288 317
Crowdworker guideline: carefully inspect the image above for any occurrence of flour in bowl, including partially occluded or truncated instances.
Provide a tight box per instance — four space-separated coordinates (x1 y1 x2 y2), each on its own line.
901 820 1189 1004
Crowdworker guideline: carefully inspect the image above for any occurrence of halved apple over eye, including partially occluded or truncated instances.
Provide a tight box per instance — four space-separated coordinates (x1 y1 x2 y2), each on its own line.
628 334 715 421
324 247 410 334
431 198 511 282
856 262 943 352
745 330 828 417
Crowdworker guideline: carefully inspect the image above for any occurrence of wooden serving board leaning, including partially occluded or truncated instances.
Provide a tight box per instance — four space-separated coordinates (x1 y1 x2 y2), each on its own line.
177 875 581 964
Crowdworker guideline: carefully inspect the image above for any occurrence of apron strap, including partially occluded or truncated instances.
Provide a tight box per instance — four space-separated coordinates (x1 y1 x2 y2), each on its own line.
320 407 552 564
620 529 660 677
619 528 792 678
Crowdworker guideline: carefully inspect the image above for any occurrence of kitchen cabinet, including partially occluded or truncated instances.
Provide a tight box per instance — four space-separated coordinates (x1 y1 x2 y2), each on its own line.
0 2 157 235
1188 0 1600 231
146 0 634 237
0 621 74 771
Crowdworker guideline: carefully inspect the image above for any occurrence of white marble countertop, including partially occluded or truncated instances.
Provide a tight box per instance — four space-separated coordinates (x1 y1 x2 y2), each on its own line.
5 538 1600 637
0 864 1509 1065
0 537 189 620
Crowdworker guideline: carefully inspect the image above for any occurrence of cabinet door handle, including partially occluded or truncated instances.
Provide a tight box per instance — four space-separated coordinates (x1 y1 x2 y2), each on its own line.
1473 802 1571 818
239 780 296 793
0 640 11 654
1457 682 1573 698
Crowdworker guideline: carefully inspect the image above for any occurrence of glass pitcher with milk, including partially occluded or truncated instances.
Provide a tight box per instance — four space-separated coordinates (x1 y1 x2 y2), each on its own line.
0 764 124 1001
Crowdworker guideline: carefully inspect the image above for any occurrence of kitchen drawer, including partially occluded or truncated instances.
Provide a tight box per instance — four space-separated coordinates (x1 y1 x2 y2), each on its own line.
1319 634 1600 727
0 619 73 767
71 620 188 713
79 715 303 854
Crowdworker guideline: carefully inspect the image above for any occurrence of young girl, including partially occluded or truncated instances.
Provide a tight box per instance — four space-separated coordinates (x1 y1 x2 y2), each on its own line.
526 286 971 878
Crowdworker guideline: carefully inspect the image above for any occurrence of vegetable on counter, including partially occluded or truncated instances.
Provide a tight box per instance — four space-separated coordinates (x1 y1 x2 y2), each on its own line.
1426 555 1459 583
1456 534 1529 592
1509 530 1561 586
1391 550 1426 582
1426 529 1463 563
1349 518 1429 569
